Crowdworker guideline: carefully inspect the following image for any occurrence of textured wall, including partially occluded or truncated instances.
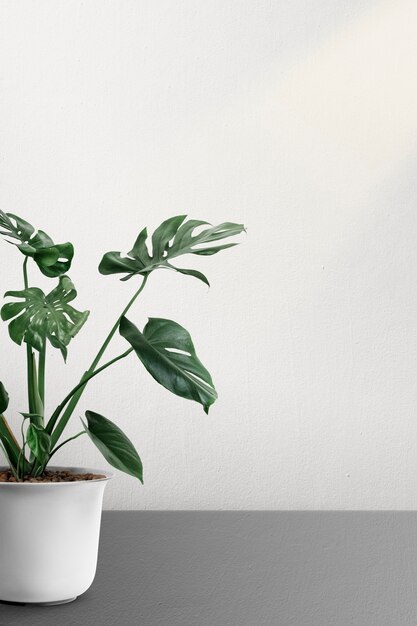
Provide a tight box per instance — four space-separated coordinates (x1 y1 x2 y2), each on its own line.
0 0 416 509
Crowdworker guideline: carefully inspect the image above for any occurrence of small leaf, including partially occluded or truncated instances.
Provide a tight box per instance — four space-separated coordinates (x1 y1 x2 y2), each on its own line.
119 316 217 414
1 275 89 359
0 382 9 414
82 410 143 482
26 424 51 465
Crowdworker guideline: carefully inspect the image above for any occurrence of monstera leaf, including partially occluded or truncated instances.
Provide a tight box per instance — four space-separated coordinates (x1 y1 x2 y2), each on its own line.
119 316 217 414
1 276 89 360
99 216 245 285
0 210 73 277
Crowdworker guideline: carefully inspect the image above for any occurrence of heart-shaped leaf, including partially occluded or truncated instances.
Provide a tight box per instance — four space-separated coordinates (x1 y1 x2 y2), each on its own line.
0 210 74 277
99 216 244 284
0 382 9 414
119 316 217 414
26 423 51 465
1 275 89 360
82 410 143 482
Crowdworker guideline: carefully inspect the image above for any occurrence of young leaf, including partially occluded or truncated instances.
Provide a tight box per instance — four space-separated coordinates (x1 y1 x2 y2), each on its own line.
82 410 143 482
99 216 244 284
26 424 51 465
119 316 217 414
1 275 89 360
0 381 9 414
0 210 74 277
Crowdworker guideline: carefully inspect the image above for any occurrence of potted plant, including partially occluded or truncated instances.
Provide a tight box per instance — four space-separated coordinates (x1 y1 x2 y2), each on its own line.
0 211 244 605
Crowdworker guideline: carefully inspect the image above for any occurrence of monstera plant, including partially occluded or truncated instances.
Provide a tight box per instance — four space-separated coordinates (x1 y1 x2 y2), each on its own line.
0 211 244 482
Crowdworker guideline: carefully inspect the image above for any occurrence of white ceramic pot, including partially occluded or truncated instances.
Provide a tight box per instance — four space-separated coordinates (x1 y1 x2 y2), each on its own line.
0 466 112 605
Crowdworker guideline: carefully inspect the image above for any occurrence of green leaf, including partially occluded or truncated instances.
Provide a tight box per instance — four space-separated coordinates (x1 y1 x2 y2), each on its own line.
26 424 51 465
99 216 245 283
119 316 217 414
1 275 89 360
0 210 74 277
82 410 143 482
33 242 74 278
0 381 9 414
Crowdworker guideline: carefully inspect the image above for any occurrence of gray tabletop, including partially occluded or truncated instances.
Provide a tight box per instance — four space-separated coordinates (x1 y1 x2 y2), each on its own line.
1 511 417 625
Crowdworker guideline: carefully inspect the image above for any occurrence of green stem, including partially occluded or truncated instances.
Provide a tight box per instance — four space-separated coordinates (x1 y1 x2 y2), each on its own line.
49 431 86 461
0 414 24 475
23 258 35 414
38 343 46 413
18 419 26 480
0 441 19 480
47 347 133 447
46 275 148 447
23 255 29 288
90 274 148 371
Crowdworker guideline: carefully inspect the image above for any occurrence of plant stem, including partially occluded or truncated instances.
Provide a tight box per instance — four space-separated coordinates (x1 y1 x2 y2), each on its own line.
48 431 86 461
23 258 35 414
38 344 46 414
23 255 29 288
18 419 26 480
0 441 18 480
47 347 133 446
46 275 148 447
0 414 24 473
90 274 148 371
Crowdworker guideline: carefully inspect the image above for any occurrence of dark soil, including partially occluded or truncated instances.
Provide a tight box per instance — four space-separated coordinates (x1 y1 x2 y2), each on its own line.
0 469 106 483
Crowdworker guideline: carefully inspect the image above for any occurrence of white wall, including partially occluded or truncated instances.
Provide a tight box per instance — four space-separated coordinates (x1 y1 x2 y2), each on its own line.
0 0 416 509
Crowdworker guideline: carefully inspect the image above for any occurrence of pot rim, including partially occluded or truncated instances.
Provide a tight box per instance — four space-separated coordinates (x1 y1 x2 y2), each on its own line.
0 465 113 485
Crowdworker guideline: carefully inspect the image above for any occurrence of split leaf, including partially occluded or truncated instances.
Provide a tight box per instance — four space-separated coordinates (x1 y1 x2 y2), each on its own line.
99 216 244 285
1 276 89 360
